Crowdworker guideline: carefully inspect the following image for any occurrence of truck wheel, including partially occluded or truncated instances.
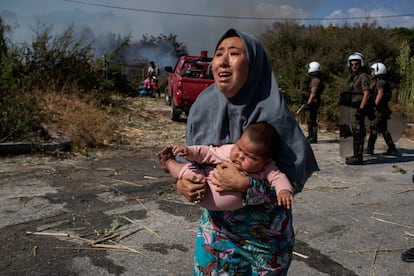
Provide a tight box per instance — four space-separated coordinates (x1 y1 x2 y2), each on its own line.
171 102 181 121
164 88 171 106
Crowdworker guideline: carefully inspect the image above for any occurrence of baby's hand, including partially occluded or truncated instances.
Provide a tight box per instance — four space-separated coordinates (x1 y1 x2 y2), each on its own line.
277 190 294 209
172 145 188 157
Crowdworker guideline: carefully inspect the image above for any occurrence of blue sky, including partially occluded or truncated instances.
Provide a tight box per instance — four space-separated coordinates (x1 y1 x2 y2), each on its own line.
1 0 414 64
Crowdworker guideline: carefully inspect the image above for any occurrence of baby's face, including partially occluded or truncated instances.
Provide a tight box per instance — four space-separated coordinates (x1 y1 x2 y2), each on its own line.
229 133 268 174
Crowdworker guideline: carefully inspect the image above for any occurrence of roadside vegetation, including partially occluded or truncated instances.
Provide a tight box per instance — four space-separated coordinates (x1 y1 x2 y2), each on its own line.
0 17 413 151
261 21 414 130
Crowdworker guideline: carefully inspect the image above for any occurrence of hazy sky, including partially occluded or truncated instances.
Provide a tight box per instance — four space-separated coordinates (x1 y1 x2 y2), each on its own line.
2 0 414 63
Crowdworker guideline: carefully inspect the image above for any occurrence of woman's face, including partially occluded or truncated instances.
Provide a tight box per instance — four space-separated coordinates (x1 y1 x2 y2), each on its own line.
212 36 249 98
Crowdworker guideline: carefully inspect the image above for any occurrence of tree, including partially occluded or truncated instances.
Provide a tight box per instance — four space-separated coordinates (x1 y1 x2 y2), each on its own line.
260 21 409 128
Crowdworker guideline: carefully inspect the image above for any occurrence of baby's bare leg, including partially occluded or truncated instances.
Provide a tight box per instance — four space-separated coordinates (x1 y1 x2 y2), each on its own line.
157 146 175 172
198 182 243 211
157 146 186 178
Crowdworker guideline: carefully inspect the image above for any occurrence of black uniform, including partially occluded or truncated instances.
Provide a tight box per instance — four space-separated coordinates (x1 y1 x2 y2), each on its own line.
366 77 397 155
302 74 324 143
346 71 372 164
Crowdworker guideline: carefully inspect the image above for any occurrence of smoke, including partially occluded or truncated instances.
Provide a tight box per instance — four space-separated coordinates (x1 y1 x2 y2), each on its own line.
123 40 178 69
2 0 414 56
1 0 310 54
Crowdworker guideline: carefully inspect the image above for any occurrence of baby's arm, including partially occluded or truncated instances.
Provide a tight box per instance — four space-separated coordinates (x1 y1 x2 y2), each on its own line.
264 162 294 209
276 189 294 209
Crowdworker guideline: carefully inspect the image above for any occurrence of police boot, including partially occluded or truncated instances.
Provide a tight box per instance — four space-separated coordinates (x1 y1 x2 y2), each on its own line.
383 132 398 156
309 126 318 144
365 132 377 155
306 124 312 140
308 126 318 144
346 137 364 165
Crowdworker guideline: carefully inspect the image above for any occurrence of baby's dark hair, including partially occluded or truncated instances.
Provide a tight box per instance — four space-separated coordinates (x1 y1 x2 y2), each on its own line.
244 122 279 159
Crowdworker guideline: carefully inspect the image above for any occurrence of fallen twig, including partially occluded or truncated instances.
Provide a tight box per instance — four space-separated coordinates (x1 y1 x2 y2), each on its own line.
304 185 348 192
371 216 414 229
90 243 145 255
31 245 38 256
371 240 382 276
346 247 405 254
351 201 382 206
293 251 309 259
312 173 334 186
26 231 69 237
36 220 71 232
393 189 414 195
118 227 143 242
89 232 120 245
404 231 414 238
69 232 147 256
119 216 163 240
57 246 116 251
134 198 156 218
105 177 143 186
108 243 147 256
372 211 391 217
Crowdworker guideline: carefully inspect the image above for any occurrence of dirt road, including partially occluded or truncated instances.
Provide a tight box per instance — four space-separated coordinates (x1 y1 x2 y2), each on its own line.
1 98 413 275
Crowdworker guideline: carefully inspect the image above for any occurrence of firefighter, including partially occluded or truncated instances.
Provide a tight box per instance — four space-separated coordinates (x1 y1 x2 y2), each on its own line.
345 52 373 165
302 61 324 143
366 62 398 156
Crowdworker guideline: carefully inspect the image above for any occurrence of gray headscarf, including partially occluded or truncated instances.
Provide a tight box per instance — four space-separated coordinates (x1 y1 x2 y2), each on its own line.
186 28 318 192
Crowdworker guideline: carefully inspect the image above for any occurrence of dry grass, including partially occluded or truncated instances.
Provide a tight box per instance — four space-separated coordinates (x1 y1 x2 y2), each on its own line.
114 97 187 148
42 93 118 149
41 92 186 150
38 91 412 152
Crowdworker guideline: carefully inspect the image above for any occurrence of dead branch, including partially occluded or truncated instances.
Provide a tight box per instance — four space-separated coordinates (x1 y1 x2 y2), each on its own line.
26 231 69 237
105 177 143 186
89 232 120 245
371 216 414 229
293 251 309 259
371 240 382 276
119 215 163 240
351 201 382 206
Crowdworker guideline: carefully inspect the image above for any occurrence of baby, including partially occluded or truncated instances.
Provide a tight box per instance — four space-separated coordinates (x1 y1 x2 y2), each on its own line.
158 122 294 210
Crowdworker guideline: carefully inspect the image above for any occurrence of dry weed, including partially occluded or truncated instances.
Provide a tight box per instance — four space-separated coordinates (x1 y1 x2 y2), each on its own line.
41 92 186 150
42 92 118 148
38 91 412 152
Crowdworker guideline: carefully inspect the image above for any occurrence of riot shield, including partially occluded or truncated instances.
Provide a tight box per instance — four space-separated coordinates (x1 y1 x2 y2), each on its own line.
388 111 407 142
339 105 354 158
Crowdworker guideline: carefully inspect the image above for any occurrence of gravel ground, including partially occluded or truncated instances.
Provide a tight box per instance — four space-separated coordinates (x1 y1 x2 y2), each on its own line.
1 96 413 276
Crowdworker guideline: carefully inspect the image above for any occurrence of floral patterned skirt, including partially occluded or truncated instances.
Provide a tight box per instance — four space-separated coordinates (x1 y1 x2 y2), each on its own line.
193 204 294 276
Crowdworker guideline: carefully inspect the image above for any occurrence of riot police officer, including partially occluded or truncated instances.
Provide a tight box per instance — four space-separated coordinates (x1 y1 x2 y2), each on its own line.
345 52 372 165
366 62 398 156
303 61 324 143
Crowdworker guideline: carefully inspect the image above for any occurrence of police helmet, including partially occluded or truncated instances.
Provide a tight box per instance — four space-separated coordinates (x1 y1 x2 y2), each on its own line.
347 52 365 67
307 61 321 74
370 62 387 76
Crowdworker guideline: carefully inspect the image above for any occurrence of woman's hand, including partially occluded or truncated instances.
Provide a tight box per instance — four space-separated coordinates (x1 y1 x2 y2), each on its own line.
176 174 206 203
209 161 250 192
